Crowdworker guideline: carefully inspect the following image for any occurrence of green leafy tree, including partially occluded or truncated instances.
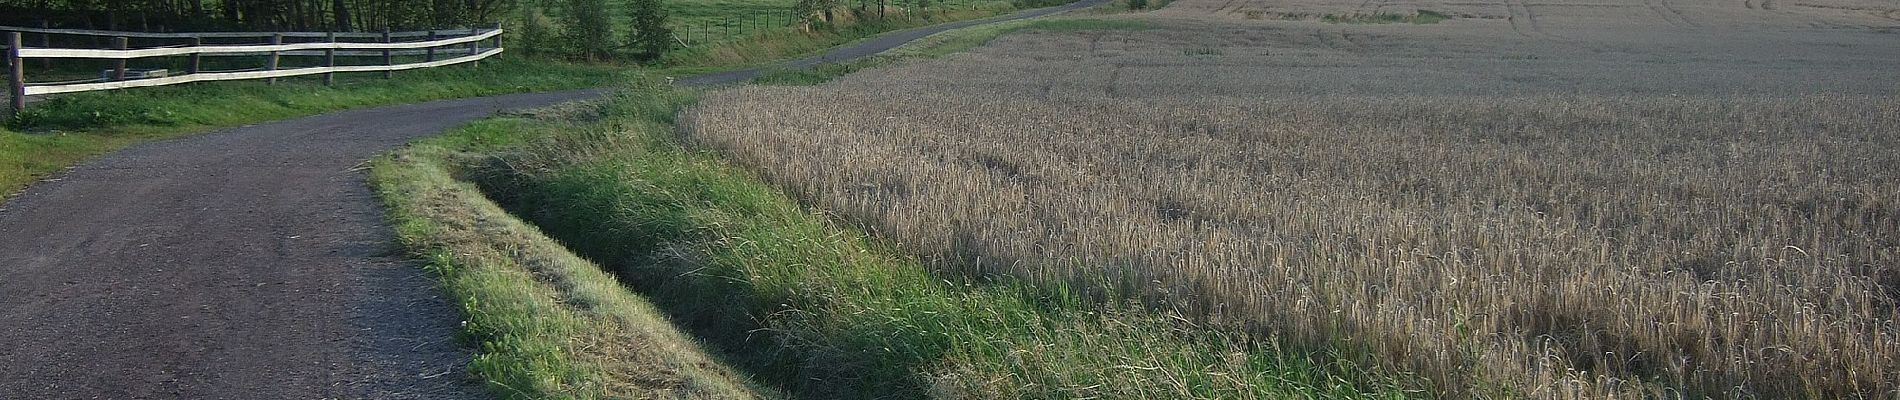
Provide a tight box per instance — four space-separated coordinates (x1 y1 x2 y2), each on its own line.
625 0 672 62
562 0 613 60
515 5 556 57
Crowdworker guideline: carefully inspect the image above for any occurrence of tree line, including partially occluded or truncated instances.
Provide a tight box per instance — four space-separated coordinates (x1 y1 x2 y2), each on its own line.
1 0 675 61
0 0 510 32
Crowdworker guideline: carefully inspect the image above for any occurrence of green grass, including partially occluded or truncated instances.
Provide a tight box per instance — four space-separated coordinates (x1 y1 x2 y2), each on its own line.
0 0 1089 199
445 82 1416 399
368 92 773 399
1 56 624 196
362 12 1420 398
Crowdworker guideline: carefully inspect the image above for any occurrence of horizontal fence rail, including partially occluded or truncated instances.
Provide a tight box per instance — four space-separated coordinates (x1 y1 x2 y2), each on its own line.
5 25 503 113
0 25 447 40
22 49 502 96
15 29 498 59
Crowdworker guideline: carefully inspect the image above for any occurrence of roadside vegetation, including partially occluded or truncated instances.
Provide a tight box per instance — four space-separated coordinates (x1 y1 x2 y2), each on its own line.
397 79 1410 398
369 97 772 399
1 0 1074 196
0 57 622 195
686 15 1900 399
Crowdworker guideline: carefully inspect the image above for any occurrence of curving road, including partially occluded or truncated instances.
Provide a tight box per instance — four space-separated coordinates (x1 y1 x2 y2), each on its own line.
0 1 1105 399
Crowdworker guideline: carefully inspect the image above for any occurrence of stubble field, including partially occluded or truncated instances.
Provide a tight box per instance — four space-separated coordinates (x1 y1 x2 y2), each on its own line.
685 1 1899 398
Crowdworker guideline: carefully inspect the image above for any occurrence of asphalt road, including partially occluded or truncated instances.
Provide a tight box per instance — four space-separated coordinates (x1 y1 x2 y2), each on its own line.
0 2 1104 399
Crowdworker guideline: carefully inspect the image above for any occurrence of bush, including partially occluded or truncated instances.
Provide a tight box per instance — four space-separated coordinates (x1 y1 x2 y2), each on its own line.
626 0 674 62
564 0 615 60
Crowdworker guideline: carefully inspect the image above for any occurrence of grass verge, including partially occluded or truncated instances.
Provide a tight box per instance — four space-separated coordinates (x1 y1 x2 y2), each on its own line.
367 88 772 399
1 56 625 197
433 79 1414 397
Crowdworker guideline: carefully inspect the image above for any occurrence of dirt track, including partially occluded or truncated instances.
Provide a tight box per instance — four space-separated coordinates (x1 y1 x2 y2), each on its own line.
0 2 1103 398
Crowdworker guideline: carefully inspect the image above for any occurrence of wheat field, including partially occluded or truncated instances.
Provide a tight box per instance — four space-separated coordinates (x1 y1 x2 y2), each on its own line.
684 3 1899 398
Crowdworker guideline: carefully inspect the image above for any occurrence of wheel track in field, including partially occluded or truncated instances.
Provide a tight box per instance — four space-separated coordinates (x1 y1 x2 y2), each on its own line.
1501 0 1565 40
1642 0 1701 27
1211 0 1245 16
1657 0 1704 26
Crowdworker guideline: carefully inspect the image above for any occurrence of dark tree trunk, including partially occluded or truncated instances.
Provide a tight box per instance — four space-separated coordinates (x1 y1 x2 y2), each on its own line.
332 0 351 30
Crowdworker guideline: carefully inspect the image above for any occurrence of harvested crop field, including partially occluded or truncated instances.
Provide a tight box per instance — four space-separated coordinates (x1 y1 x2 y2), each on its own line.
685 1 1900 398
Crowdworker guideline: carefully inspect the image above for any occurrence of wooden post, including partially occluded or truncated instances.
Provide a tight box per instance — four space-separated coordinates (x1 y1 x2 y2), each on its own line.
8 32 24 114
322 32 336 86
187 37 202 74
424 30 436 62
111 36 128 82
380 28 392 79
266 33 282 85
491 22 503 50
468 28 480 68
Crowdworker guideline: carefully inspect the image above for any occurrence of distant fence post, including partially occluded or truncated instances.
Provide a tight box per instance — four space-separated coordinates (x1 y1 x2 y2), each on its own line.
187 36 202 74
8 31 24 114
468 28 480 68
323 31 336 86
491 22 503 51
110 36 128 82
424 30 436 62
266 33 282 85
380 28 392 79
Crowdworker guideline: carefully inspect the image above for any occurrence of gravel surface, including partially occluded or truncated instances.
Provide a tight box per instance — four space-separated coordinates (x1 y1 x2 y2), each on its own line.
0 2 1102 398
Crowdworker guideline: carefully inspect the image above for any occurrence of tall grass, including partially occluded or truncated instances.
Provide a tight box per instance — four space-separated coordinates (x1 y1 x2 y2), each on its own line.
369 108 769 399
466 85 1413 398
683 34 1900 400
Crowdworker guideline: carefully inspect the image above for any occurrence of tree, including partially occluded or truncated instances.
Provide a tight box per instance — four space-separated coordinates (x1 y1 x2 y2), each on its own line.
624 0 670 62
562 0 612 60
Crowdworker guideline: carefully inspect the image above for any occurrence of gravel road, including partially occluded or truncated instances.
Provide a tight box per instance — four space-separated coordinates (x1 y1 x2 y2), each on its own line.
0 2 1102 398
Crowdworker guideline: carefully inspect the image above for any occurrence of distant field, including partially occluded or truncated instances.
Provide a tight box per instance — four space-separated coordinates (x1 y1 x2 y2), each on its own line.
687 1 1900 398
616 0 1015 43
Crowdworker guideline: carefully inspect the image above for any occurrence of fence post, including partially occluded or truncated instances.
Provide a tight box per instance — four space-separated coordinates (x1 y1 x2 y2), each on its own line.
8 32 24 114
424 30 436 62
381 28 392 79
266 33 281 85
323 32 336 86
468 28 480 68
187 36 202 74
111 36 128 82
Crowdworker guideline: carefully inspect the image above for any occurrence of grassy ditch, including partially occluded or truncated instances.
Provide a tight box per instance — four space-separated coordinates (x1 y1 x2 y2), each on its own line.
368 90 771 399
1 56 624 196
408 77 1415 398
366 17 1416 399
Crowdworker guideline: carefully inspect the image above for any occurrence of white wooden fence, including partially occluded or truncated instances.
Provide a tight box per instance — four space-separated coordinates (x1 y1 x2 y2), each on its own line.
5 25 504 113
